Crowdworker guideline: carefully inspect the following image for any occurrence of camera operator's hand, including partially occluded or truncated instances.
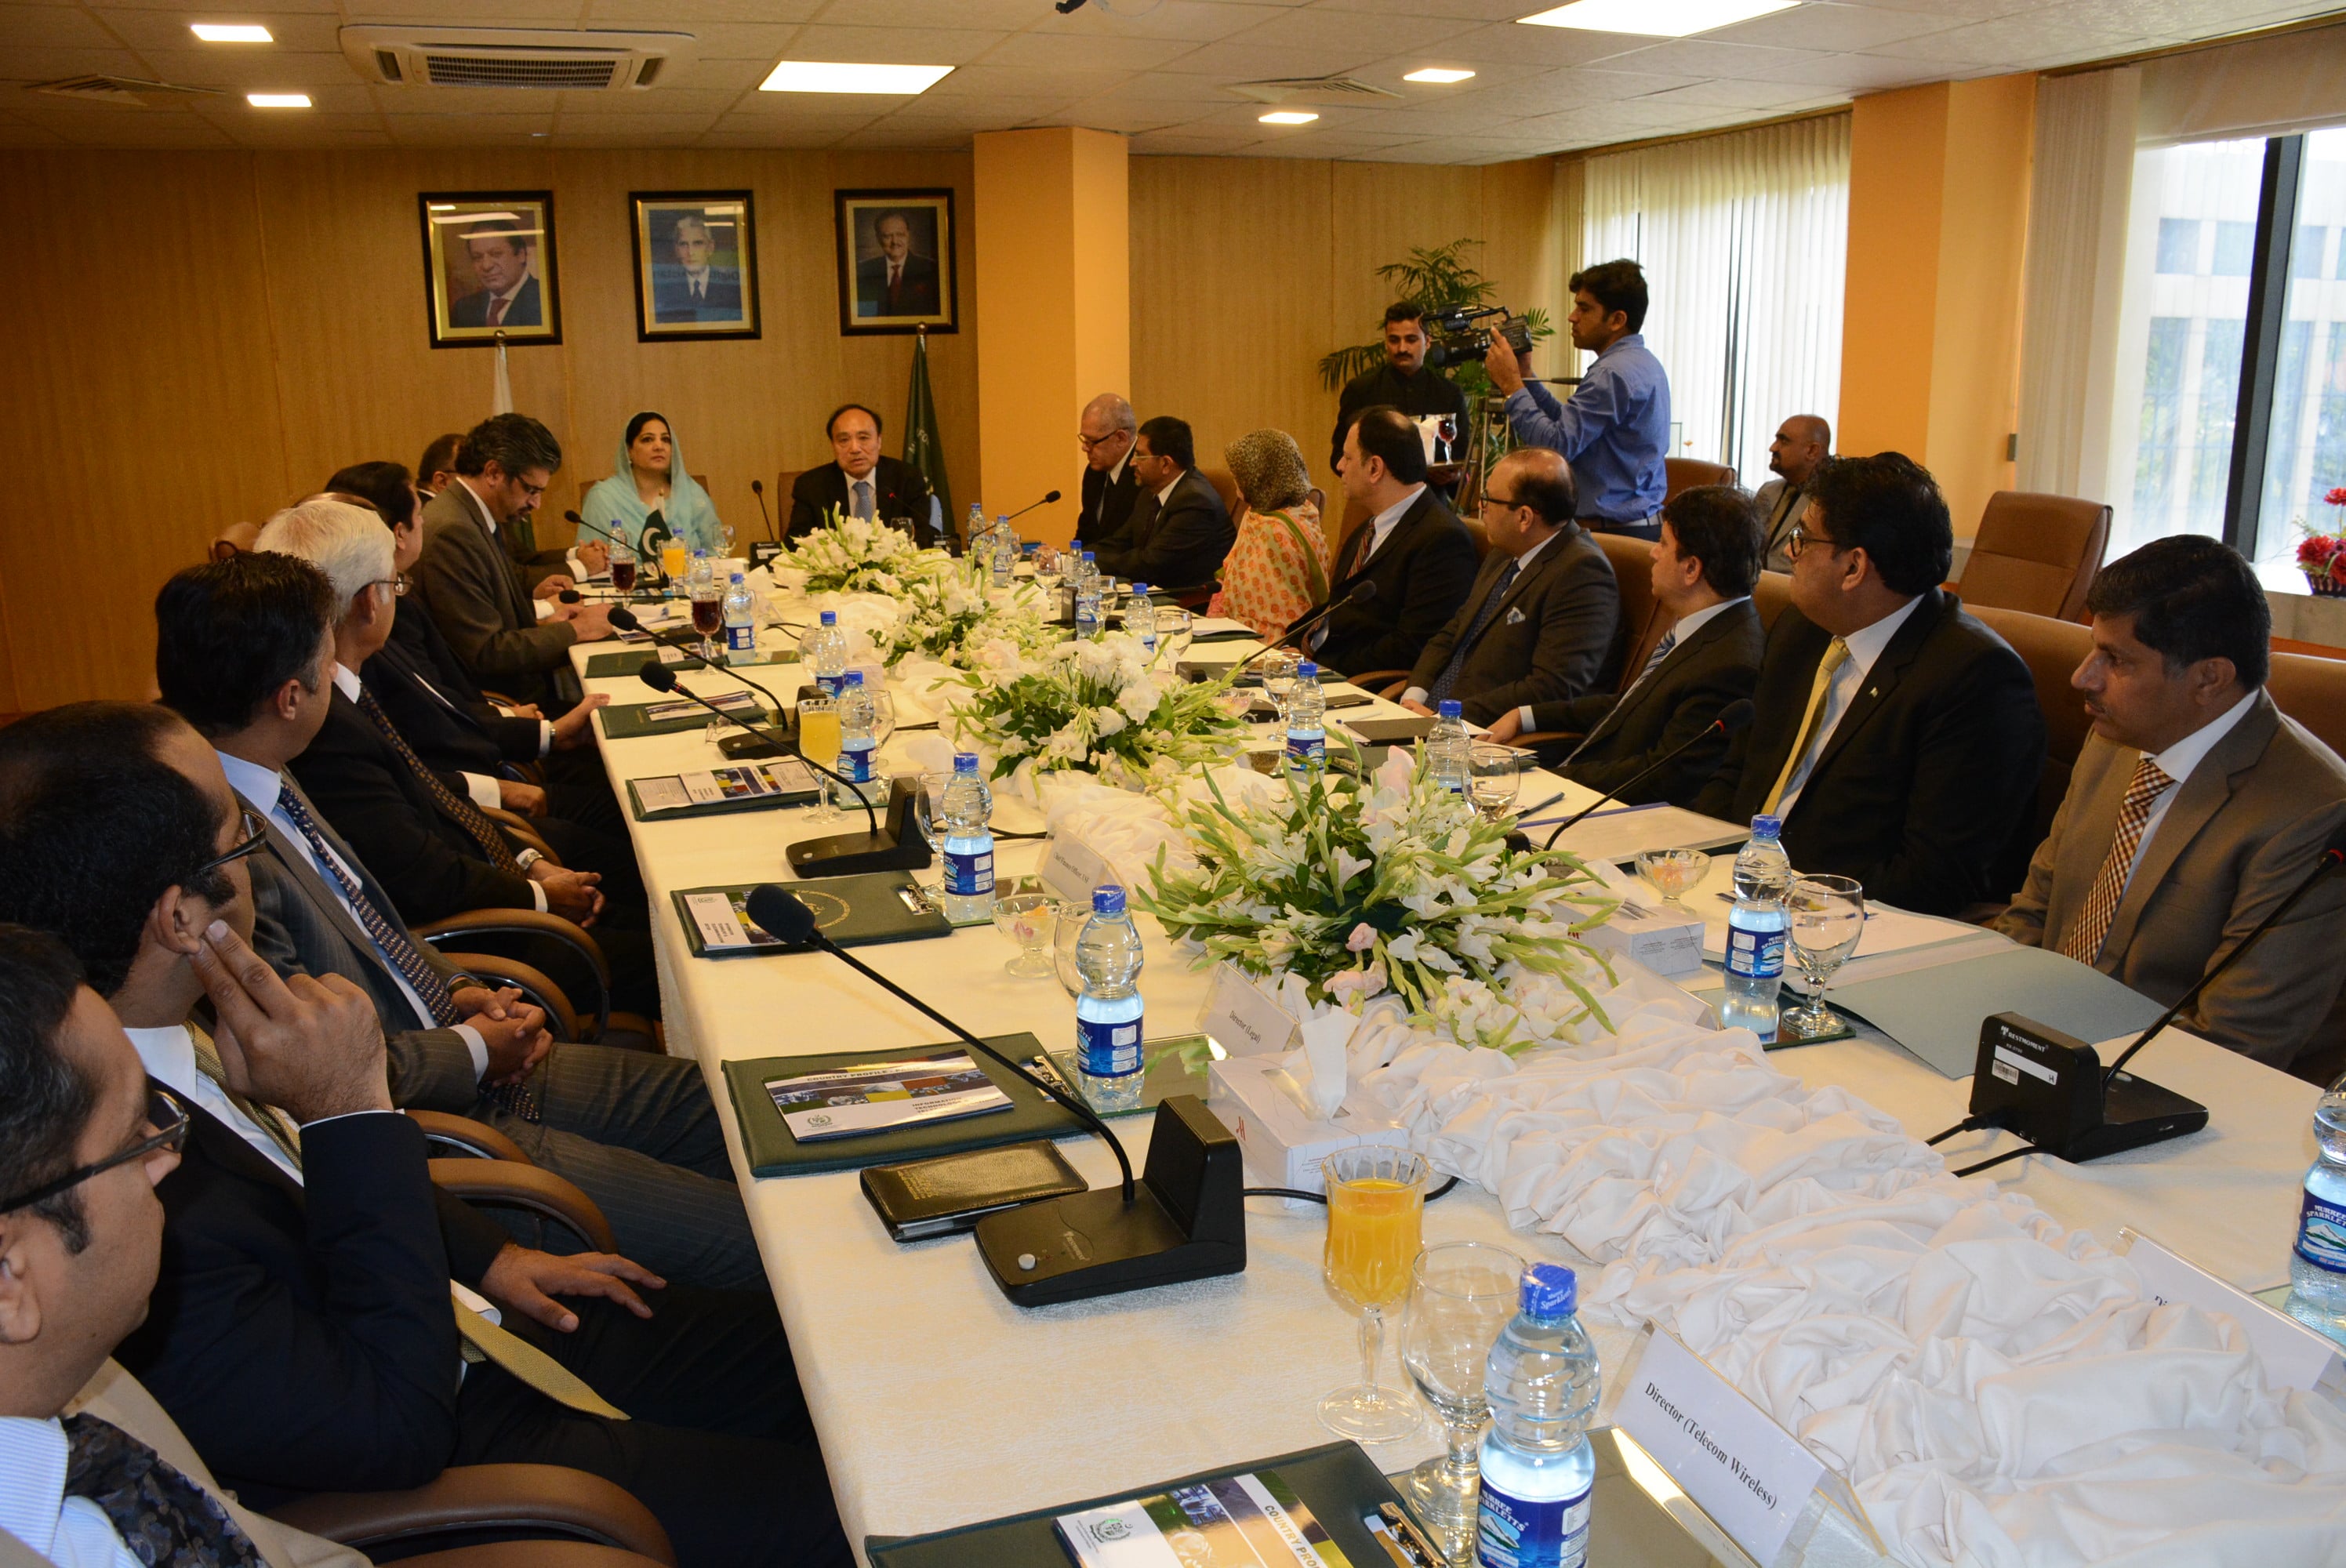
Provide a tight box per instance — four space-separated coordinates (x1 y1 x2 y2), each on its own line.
1484 328 1530 397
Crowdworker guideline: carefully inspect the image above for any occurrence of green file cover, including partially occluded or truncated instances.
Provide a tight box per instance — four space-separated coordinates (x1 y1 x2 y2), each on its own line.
720 1033 1084 1177
863 1442 1404 1566
670 875 952 958
584 648 793 679
599 696 780 740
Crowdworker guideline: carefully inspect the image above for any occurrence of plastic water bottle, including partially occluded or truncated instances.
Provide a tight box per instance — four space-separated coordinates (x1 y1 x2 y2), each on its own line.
836 670 877 808
2286 1085 2346 1345
1720 815 1792 1044
1074 551 1102 640
686 549 714 594
1285 660 1326 777
1477 1263 1598 1568
721 572 756 659
805 610 847 697
1425 700 1471 795
990 517 1017 587
1128 583 1157 657
936 753 997 924
964 503 986 555
1073 885 1146 1114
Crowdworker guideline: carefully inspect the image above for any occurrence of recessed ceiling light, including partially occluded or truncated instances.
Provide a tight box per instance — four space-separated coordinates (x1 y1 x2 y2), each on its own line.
246 92 310 108
191 23 272 42
759 60 953 94
1259 111 1318 125
1404 67 1476 83
1516 0 1796 36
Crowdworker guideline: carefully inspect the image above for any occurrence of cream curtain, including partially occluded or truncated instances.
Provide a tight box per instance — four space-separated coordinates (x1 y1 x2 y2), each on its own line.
2137 19 2346 148
1579 114 1849 488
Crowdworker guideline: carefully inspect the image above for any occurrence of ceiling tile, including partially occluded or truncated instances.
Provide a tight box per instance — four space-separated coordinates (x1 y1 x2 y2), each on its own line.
1515 64 1709 104
0 45 153 78
383 111 555 139
1307 0 1531 19
1759 49 1943 88
975 31 1204 70
877 93 1078 124
805 0 1037 23
1705 1 1963 49
374 85 576 114
94 9 342 52
3 5 120 46
673 23 803 59
583 0 826 19
921 61 1137 96
1427 22 1661 67
778 23 1010 64
350 0 591 19
114 47 361 94
1026 2 1294 42
1223 7 1462 49
1640 75 1850 107
1868 13 2134 62
1580 37 1838 76
1147 39 1375 74
551 85 744 111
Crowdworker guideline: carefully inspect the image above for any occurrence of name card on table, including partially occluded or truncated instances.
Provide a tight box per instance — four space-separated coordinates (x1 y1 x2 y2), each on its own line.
2121 1229 2346 1395
1615 1327 1828 1567
1197 964 1300 1058
1038 831 1114 906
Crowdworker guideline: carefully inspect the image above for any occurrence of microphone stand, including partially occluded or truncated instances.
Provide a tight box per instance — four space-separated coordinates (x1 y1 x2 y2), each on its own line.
750 479 777 543
1199 583 1375 684
1000 489 1063 527
1539 712 1739 850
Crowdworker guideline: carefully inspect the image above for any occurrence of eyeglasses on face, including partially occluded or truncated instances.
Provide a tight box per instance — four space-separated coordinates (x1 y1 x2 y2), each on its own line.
1784 520 1840 560
193 806 267 879
0 1087 191 1217
1477 492 1524 512
1077 430 1131 451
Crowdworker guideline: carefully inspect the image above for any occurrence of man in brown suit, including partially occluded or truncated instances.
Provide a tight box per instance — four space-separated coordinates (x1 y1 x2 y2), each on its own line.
1996 537 2346 1073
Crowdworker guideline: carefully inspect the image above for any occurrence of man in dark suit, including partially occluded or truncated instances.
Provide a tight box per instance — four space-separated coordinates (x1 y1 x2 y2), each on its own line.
413 414 611 712
1309 405 1479 680
787 403 936 541
1491 485 1767 805
0 721 850 1568
855 209 940 318
447 219 543 329
1692 452 2045 916
1089 416 1235 591
650 213 745 324
1076 391 1142 550
1396 447 1618 724
1753 414 1830 572
1330 303 1468 474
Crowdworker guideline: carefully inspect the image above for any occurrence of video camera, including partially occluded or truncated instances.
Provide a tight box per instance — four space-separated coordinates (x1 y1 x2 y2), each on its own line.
1425 305 1534 368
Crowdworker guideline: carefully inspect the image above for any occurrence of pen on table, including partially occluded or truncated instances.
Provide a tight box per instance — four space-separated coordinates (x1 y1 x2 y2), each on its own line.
1513 789 1565 822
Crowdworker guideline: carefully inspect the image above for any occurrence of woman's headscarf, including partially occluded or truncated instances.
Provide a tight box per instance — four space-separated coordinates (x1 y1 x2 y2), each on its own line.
581 411 724 554
1225 429 1311 514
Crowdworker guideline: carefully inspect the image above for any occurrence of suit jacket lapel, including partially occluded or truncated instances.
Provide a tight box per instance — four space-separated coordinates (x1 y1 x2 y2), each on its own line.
176 1086 307 1203
2099 695 2279 960
1587 597 1738 746
1457 543 1552 659
1342 491 1423 584
1810 592 1941 782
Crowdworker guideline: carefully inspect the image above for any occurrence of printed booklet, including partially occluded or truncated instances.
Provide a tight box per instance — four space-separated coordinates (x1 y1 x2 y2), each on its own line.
1055 1471 1352 1568
764 1053 1012 1142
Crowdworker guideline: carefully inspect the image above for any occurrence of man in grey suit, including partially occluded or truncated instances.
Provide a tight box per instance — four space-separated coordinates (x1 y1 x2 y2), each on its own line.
414 414 612 713
1398 447 1620 726
1753 414 1830 572
1997 537 2346 1073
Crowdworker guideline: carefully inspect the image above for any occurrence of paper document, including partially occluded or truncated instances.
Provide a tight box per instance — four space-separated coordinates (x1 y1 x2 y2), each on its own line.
1827 945 2169 1078
639 689 760 724
1187 616 1253 638
1537 802 1747 864
634 760 816 815
1055 1470 1348 1568
764 1053 1011 1142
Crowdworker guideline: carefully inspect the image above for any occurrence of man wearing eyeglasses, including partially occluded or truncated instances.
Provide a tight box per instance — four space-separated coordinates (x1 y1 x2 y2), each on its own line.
1074 394 1142 553
413 413 612 714
1690 453 2045 916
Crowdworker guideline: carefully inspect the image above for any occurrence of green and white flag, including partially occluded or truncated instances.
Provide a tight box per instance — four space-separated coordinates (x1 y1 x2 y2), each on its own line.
902 326 952 521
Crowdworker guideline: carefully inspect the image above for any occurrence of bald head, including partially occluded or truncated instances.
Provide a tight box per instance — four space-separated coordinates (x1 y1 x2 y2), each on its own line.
1769 416 1832 485
1483 446 1578 554
1080 393 1137 473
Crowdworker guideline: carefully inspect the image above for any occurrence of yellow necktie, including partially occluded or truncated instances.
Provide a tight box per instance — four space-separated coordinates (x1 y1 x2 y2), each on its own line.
186 1024 303 1169
1761 637 1850 815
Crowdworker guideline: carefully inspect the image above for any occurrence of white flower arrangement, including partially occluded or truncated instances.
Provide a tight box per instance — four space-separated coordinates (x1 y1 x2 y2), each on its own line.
944 632 1249 791
875 568 1057 668
779 507 947 596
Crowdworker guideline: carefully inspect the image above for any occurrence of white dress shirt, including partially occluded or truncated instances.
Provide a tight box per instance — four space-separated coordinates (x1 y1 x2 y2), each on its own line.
1312 485 1425 652
683 264 710 300
216 746 494 1074
1105 448 1130 488
1516 591 1749 733
1403 528 1562 709
1771 593 1925 820
0 1417 141 1568
2122 688 2259 894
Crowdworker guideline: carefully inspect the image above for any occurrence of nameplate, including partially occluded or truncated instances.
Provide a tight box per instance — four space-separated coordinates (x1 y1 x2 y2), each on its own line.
1039 830 1113 906
1616 1327 1826 1566
1197 964 1300 1058
2123 1229 2345 1394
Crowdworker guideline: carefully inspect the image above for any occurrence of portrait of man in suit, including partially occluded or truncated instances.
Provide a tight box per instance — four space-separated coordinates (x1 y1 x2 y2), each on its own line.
836 190 957 334
423 193 561 347
637 194 757 339
449 221 539 328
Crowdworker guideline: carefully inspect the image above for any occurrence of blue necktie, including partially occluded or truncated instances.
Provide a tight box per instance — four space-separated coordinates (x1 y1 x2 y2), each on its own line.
1628 628 1677 691
853 480 874 521
1429 558 1520 704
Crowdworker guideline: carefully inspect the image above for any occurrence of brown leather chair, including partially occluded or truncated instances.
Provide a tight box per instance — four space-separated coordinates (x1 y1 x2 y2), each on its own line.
1335 495 1374 566
1958 491 2111 622
212 521 260 560
1752 568 1794 632
2264 646 2346 760
772 469 804 543
1594 533 1662 692
1664 458 1736 502
271 1464 674 1566
1462 514 1492 561
1199 466 1244 524
1966 605 2094 877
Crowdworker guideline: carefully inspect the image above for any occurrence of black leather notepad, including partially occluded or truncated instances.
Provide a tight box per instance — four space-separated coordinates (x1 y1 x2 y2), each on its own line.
583 648 791 679
863 1442 1405 1566
720 1034 1085 1177
860 1139 1086 1241
600 695 780 740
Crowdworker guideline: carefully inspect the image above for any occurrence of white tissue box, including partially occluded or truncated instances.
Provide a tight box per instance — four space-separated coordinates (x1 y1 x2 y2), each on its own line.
1586 903 1705 978
1207 1054 1411 1210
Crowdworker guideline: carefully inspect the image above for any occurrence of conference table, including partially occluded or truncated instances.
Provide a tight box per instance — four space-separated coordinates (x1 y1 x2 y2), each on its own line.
571 608 2321 1564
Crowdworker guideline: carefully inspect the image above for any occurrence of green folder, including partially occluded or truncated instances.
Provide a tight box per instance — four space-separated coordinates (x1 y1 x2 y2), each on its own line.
671 875 952 958
864 1442 1404 1566
598 696 779 740
720 1033 1084 1177
584 648 794 679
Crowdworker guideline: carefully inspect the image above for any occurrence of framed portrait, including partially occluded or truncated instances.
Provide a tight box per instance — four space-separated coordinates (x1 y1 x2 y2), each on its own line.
419 191 561 349
630 190 760 343
834 188 957 336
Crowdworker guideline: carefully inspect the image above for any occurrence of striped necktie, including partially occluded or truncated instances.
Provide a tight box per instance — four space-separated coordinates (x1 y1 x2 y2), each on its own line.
187 1022 303 1171
1630 627 1678 689
1429 559 1520 704
354 687 524 876
2058 756 2177 964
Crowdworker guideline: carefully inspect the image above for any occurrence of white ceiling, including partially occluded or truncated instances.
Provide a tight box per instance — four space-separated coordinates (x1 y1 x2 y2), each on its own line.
0 0 2337 161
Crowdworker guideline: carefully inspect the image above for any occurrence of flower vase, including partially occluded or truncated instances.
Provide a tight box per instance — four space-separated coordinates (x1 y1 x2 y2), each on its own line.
2305 572 2346 598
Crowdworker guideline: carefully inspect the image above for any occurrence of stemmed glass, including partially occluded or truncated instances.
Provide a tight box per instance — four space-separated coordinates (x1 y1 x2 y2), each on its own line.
1034 545 1062 608
1784 873 1865 1035
1468 743 1520 822
608 538 638 596
717 517 738 558
992 888 1062 975
1319 1145 1428 1443
1258 649 1300 726
1635 847 1709 908
1153 607 1192 669
1400 1242 1526 1532
796 696 840 824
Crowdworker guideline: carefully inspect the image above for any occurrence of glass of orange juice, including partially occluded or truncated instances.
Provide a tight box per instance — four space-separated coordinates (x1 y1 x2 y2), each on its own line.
1319 1145 1429 1441
796 698 841 822
661 539 689 589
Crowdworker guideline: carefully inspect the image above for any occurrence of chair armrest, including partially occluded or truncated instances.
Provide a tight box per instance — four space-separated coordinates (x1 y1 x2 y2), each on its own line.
438 951 583 1043
268 1463 674 1564
1337 668 1414 695
408 1110 536 1165
415 910 609 1043
1517 731 1582 748
404 1548 668 1568
429 1160 619 1253
481 806 559 863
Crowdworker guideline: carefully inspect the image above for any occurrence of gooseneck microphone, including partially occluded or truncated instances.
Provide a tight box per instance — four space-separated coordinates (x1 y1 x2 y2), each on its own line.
636 662 872 831
1000 490 1062 525
1212 580 1378 683
750 478 776 543
563 510 634 554
1540 699 1755 851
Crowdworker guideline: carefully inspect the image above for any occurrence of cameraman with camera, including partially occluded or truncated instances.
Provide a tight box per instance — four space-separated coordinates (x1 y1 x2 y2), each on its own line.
1485 259 1672 542
1330 303 1469 474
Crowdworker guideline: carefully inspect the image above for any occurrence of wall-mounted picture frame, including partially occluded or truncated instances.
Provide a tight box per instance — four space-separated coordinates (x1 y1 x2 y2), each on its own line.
630 190 760 343
419 191 561 349
834 188 957 336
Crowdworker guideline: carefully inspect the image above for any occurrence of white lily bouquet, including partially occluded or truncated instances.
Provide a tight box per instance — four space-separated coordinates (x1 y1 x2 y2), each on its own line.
946 632 1249 789
1142 748 1620 1052
782 507 946 595
878 568 1056 668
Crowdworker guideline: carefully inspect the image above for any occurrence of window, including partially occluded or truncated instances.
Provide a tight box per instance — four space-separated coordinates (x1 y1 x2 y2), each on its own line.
2253 127 2346 586
2156 218 2200 274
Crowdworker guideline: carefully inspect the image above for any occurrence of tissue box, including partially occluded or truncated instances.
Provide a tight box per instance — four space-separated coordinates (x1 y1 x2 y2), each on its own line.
1586 902 1705 977
1207 1054 1411 1210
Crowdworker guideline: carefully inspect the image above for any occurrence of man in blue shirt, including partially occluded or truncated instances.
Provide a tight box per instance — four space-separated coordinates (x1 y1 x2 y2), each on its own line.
1484 259 1671 541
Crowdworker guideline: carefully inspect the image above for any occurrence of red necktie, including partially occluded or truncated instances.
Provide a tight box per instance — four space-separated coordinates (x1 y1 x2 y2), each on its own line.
488 296 509 328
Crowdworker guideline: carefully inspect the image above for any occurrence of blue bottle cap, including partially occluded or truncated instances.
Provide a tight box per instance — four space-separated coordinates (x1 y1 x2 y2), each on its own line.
1520 1263 1577 1319
1081 551 1095 562
995 515 1008 524
1297 662 1317 679
844 670 864 687
1092 884 1126 915
953 751 979 773
819 610 837 626
1439 700 1463 719
1131 582 1149 593
730 572 745 583
1750 815 1783 838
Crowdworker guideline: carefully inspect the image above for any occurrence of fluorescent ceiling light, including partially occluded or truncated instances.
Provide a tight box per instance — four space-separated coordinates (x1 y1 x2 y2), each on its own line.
246 92 310 107
759 60 953 94
1516 0 1796 36
1259 111 1318 125
1404 67 1476 83
191 23 272 42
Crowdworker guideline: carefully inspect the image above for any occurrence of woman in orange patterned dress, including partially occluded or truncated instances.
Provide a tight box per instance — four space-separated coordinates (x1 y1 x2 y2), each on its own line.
1208 429 1331 639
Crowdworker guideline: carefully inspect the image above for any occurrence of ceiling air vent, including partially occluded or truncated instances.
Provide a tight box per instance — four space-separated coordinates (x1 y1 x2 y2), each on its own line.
27 75 223 107
340 27 697 93
1229 76 1404 108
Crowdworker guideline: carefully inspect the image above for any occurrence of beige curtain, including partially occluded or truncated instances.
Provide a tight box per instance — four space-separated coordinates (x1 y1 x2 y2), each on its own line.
2137 20 2346 147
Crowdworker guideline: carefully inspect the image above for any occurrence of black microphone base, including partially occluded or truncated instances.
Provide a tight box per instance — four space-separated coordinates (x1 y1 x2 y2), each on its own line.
786 828 931 877
2073 1073 2208 1160
1968 1013 2209 1163
719 731 791 761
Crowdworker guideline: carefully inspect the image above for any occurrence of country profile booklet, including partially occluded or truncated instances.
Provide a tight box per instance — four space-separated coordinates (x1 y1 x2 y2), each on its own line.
1054 1471 1352 1568
764 1053 1012 1142
629 759 819 818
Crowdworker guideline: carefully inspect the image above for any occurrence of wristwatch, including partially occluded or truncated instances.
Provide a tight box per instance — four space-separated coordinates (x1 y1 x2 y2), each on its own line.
514 848 544 872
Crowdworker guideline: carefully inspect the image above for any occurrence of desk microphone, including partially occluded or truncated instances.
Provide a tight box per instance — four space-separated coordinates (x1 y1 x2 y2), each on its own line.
743 886 1245 1306
1000 489 1062 525
750 479 776 542
1194 580 1377 684
562 510 634 555
605 602 696 652
1538 699 1753 850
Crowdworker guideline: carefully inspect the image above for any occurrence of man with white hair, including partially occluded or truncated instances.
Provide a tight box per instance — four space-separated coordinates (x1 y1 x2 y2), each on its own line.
1075 392 1142 551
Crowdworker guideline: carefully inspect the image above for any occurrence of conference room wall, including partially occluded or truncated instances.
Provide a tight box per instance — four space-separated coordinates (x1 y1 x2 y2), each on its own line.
0 146 980 713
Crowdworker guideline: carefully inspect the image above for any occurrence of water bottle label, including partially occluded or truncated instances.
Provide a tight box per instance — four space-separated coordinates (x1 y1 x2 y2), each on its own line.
726 622 755 653
1286 731 1324 767
840 742 874 783
815 673 844 697
1724 925 1785 980
944 847 994 898
1077 1016 1142 1078
2296 1192 2346 1276
1477 1478 1592 1568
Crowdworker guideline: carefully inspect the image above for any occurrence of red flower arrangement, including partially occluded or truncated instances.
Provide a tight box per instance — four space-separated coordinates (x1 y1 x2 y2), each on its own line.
2298 487 2346 594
